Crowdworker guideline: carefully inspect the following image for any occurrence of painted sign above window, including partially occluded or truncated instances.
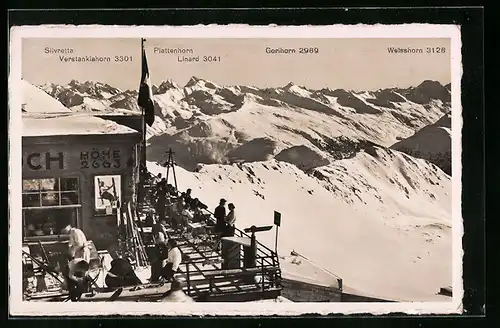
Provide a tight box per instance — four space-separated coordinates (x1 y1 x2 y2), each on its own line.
22 145 130 172
23 152 65 171
80 148 122 170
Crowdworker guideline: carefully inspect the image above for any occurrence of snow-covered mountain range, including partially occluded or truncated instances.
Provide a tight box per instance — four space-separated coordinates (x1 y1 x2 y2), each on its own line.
31 77 454 301
39 77 451 174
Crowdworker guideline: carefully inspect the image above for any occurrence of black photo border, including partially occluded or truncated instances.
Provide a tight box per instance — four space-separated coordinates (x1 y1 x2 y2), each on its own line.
7 6 486 327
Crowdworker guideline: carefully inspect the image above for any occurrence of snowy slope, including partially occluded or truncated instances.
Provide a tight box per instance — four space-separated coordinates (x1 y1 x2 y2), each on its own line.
22 80 71 113
147 145 452 301
22 80 138 136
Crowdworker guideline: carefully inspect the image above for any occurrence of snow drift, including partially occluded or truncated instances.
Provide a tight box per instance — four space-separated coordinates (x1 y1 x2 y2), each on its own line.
21 80 138 136
22 80 71 113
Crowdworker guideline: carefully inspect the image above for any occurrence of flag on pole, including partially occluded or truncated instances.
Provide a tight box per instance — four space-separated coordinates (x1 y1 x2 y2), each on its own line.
138 39 155 127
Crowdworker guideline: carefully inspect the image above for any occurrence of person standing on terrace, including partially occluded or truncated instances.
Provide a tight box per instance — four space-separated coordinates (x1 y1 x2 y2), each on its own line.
224 203 236 237
214 199 227 233
62 224 90 263
155 178 167 223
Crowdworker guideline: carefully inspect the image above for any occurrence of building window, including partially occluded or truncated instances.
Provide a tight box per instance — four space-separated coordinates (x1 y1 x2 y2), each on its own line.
94 175 121 216
22 177 80 239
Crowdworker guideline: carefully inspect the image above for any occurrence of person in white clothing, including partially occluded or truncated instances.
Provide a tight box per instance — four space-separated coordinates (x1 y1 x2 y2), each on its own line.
181 207 194 230
62 224 91 263
224 203 236 237
160 239 182 282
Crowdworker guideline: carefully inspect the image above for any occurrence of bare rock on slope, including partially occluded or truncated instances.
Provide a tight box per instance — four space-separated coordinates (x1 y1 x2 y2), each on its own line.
146 135 236 171
227 138 278 163
327 89 382 114
391 113 451 175
366 89 407 109
401 80 451 105
275 145 330 172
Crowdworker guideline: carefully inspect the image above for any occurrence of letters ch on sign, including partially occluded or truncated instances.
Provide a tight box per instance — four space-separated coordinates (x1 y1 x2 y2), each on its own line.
80 148 121 169
24 152 65 171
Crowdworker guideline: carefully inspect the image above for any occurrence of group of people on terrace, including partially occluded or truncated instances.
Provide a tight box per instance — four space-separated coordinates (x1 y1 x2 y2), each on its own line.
59 222 193 302
149 172 237 238
146 172 238 283
32 170 240 301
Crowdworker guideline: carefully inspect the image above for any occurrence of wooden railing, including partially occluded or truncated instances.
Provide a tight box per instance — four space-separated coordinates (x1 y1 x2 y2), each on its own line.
178 262 282 300
139 182 283 300
176 217 282 300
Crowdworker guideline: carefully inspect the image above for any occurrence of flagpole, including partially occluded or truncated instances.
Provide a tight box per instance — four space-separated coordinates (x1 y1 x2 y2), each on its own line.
141 38 147 171
140 38 147 203
138 37 155 203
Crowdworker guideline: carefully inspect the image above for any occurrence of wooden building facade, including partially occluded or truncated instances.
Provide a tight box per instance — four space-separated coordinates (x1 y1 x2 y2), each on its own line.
22 113 142 251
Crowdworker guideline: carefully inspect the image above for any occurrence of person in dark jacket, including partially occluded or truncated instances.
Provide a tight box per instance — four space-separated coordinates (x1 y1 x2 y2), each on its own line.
62 258 91 301
182 189 193 208
105 258 142 288
214 199 227 233
149 241 169 283
155 179 167 223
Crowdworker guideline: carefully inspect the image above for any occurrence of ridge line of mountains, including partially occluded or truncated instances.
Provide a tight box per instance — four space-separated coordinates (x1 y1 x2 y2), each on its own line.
36 77 452 175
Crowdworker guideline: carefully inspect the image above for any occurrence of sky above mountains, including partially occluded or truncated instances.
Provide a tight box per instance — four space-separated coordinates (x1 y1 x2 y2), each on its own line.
23 37 450 92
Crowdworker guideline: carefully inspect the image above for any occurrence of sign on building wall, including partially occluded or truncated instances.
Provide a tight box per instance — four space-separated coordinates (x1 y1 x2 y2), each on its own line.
80 148 122 170
94 175 121 215
22 145 131 173
22 152 66 171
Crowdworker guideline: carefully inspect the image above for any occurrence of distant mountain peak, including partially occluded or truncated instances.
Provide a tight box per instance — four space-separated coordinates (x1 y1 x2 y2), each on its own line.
156 79 180 94
185 76 203 88
416 80 445 89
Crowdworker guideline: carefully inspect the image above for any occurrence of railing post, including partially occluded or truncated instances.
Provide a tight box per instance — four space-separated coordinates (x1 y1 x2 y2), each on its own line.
261 260 265 292
186 264 191 296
